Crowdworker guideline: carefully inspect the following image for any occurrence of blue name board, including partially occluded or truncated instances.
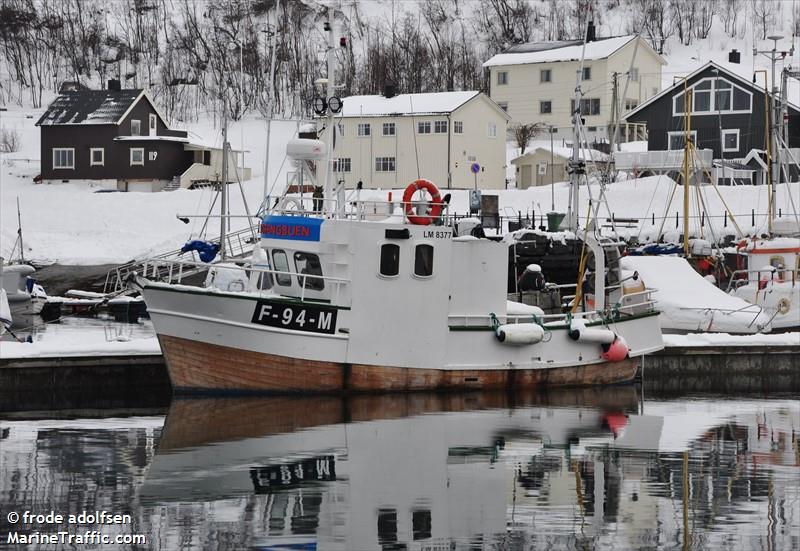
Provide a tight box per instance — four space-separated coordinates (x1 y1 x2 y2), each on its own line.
260 215 323 241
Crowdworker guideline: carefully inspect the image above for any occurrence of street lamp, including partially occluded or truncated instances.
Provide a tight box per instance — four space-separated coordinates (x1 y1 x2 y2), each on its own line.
228 41 245 185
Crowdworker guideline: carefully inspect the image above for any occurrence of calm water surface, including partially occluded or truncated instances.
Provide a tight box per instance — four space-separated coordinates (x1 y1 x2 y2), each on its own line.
0 389 797 550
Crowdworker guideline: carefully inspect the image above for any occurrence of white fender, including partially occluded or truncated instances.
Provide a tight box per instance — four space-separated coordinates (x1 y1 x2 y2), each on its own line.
568 318 615 344
496 323 545 345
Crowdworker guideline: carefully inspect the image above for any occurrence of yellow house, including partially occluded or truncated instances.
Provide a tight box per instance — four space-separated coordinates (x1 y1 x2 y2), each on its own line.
322 90 511 190
483 30 665 144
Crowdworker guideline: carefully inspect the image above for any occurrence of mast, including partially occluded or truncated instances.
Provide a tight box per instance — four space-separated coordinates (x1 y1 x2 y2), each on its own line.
323 6 336 216
566 18 591 232
220 102 229 261
16 198 24 263
682 79 692 258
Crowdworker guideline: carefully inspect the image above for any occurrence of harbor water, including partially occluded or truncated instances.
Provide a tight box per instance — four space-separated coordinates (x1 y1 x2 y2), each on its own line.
1 389 798 550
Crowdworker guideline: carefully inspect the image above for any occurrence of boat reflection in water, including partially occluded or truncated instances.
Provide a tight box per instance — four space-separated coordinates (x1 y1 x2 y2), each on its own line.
137 389 799 550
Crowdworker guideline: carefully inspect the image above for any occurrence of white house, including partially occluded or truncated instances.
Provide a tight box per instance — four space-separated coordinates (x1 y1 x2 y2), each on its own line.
322 90 511 190
483 27 666 143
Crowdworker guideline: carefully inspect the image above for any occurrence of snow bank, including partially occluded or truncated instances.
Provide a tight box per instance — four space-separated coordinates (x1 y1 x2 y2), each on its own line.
0 336 160 359
663 332 800 347
620 255 773 333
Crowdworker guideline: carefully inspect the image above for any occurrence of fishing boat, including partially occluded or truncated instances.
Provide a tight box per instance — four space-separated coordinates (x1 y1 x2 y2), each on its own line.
130 11 663 394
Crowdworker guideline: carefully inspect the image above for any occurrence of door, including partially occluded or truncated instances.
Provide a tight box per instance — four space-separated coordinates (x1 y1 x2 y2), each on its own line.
521 164 532 189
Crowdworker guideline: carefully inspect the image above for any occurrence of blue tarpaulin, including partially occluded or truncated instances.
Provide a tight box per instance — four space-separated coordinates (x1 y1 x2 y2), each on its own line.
181 240 220 263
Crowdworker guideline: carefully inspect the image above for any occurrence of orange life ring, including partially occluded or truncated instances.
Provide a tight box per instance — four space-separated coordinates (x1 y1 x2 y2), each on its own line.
402 179 443 225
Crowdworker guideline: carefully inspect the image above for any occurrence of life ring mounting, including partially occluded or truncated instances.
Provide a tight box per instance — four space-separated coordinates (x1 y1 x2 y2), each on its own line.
402 179 443 226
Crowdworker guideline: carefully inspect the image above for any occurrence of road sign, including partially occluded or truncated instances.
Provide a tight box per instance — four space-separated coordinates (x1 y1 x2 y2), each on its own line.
470 162 480 174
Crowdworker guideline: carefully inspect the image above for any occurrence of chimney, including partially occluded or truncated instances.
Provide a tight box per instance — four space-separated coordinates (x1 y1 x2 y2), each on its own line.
728 49 741 64
383 83 396 98
586 21 596 42
108 79 121 91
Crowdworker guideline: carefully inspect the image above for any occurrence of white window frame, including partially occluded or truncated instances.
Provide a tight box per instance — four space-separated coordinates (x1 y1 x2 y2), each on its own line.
417 121 431 134
497 71 508 85
487 122 497 138
131 119 141 136
453 121 463 134
375 156 395 172
333 157 351 173
357 123 370 137
540 69 552 83
52 148 74 169
672 77 753 116
434 120 448 133
722 129 740 153
382 122 395 136
130 147 145 166
667 130 697 151
89 147 104 166
148 113 157 135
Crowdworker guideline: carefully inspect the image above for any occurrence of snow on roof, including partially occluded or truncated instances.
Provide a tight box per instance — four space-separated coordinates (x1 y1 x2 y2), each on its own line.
339 91 480 117
512 146 609 163
114 135 189 143
483 35 635 67
36 89 143 126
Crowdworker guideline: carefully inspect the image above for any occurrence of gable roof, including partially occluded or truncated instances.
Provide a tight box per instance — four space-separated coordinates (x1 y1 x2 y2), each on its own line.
512 146 609 163
35 89 170 127
483 35 664 67
339 91 509 119
623 61 800 121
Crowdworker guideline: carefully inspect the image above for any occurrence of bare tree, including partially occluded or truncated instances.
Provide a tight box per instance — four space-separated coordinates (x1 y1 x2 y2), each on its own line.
513 122 544 155
751 0 777 40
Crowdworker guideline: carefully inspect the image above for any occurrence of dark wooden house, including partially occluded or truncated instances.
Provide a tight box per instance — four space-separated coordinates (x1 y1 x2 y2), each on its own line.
36 81 202 191
622 61 799 164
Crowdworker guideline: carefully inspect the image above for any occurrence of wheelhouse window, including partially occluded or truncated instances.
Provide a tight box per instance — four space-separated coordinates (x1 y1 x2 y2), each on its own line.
375 156 395 172
454 121 463 134
417 121 431 134
130 147 144 166
414 244 434 278
434 120 448 133
294 252 324 291
131 119 141 136
379 243 400 277
90 148 104 166
668 130 697 150
272 250 292 286
52 148 74 169
382 122 395 136
357 123 370 137
722 129 739 152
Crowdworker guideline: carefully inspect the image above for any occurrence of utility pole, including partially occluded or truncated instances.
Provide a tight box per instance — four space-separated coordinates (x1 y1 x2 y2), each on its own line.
610 72 618 151
220 101 229 261
549 125 555 212
754 35 788 227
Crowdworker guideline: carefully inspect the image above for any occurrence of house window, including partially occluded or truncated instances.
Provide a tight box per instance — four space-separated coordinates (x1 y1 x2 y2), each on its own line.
624 99 638 111
540 101 552 114
540 69 552 83
582 66 591 80
497 102 508 112
722 129 739 152
417 121 431 134
454 121 463 134
382 122 395 136
434 120 448 133
414 244 434 278
130 147 144 166
333 157 351 172
149 113 157 134
375 156 395 172
337 123 345 136
571 98 600 116
487 122 497 138
630 67 639 82
497 71 508 85
668 130 697 150
90 148 104 166
52 148 74 169
272 250 292 286
357 123 370 137
379 243 400 277
131 119 141 136
294 252 324 291
673 78 752 115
